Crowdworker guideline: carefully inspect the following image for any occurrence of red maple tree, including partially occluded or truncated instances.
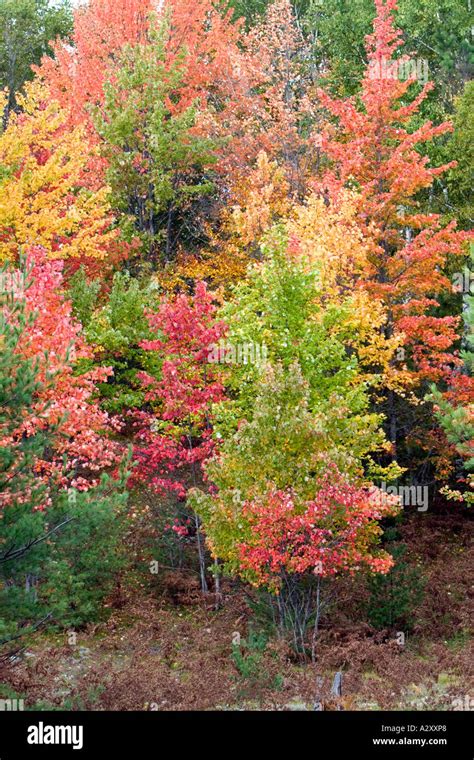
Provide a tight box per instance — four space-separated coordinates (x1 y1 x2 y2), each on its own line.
131 282 227 590
1 248 123 510
238 470 399 591
316 0 470 387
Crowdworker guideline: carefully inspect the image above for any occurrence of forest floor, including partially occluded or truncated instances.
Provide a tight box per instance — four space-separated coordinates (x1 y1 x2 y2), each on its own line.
1 510 472 711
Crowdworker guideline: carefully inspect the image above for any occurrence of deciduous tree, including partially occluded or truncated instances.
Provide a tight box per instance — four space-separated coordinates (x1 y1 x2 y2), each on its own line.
0 81 118 270
93 23 218 266
132 281 227 590
315 0 471 473
2 249 123 502
0 0 72 125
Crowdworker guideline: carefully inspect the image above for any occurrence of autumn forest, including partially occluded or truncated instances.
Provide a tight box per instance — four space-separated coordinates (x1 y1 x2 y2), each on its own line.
0 0 473 721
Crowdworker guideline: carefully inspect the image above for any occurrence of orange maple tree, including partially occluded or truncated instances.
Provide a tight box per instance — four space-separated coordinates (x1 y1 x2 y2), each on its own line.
39 0 256 167
2 248 123 508
316 0 470 388
312 0 472 474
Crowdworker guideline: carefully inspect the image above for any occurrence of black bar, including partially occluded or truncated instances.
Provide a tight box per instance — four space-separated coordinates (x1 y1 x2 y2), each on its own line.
0 710 471 758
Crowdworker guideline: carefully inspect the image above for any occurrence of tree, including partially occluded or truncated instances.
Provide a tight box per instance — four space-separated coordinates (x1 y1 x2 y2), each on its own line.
39 0 252 146
40 0 320 198
0 270 64 645
429 244 474 503
132 281 227 591
430 389 474 503
214 226 401 467
239 474 397 586
286 189 408 395
2 249 123 500
190 232 401 653
306 0 472 103
69 269 162 414
0 260 54 517
243 0 317 196
173 150 292 288
38 473 130 628
1 473 130 641
304 0 473 230
93 22 218 266
226 0 270 25
0 81 119 271
0 261 129 646
315 0 470 473
366 526 423 629
0 0 72 125
39 0 273 271
191 360 399 657
37 0 153 128
445 81 474 230
227 0 311 27
239 473 398 659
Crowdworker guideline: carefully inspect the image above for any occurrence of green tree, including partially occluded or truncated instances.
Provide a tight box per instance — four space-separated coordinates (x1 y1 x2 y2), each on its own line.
70 269 162 414
305 0 472 102
213 227 398 472
0 0 72 124
68 265 102 327
40 473 130 629
227 0 310 26
94 19 218 268
0 266 57 644
444 81 474 229
191 229 401 586
366 528 424 629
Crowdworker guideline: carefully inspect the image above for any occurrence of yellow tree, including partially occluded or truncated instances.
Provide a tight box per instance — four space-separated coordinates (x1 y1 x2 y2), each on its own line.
0 80 118 270
287 191 412 399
